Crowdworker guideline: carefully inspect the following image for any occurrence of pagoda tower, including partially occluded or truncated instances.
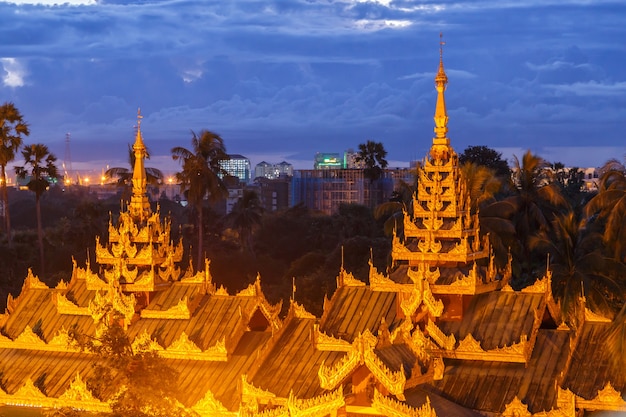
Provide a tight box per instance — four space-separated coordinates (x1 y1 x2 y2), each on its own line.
94 110 184 295
392 37 489 269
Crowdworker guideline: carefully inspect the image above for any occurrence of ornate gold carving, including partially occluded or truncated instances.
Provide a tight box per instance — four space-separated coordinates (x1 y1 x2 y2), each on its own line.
370 270 405 292
84 267 108 290
364 347 406 399
337 267 365 287
522 275 549 293
432 357 444 381
426 319 455 350
291 300 315 320
10 377 47 400
584 308 611 323
437 332 529 363
372 389 437 417
407 264 440 285
24 268 48 289
53 292 90 315
132 330 164 353
167 331 201 353
241 374 278 405
502 396 531 417
314 327 352 351
141 296 191 319
237 281 259 297
556 387 576 417
448 269 476 289
318 351 359 390
215 285 229 296
161 332 227 361
286 386 344 417
14 325 45 346
318 330 406 397
456 333 482 352
191 389 231 416
571 382 626 412
58 373 110 412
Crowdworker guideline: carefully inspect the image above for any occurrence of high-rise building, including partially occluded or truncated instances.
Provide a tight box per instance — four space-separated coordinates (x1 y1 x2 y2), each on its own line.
219 154 251 183
291 168 394 215
314 152 344 170
254 161 293 180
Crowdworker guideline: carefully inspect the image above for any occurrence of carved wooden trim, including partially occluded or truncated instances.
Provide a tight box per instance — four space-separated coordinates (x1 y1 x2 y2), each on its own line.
573 382 626 412
372 389 436 417
426 319 455 350
286 386 344 417
140 296 191 319
502 396 531 417
437 333 529 363
161 332 227 361
291 300 315 320
241 374 280 405
53 293 91 316
191 389 233 416
314 327 351 352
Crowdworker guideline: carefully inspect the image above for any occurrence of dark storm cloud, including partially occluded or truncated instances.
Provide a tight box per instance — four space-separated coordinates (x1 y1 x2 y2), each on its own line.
0 0 624 170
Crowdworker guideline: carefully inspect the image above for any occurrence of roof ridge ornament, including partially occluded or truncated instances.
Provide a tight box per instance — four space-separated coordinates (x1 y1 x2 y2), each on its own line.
128 108 151 221
431 32 451 162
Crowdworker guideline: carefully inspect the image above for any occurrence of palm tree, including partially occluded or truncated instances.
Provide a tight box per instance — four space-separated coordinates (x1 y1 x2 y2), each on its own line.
15 143 59 276
585 159 626 263
461 162 516 268
505 150 568 285
0 102 30 244
105 143 164 197
530 211 626 322
171 130 229 270
224 190 264 255
355 140 388 209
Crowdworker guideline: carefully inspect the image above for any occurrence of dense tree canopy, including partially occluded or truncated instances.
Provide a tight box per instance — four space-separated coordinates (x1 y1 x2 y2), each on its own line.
459 145 511 179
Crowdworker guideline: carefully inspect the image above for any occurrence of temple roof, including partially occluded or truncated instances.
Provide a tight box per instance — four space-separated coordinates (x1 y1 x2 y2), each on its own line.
437 291 545 351
433 329 572 414
319 286 401 343
250 316 346 399
562 320 626 399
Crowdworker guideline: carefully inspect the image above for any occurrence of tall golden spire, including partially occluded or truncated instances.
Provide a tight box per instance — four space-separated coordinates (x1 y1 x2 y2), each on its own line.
430 32 452 162
128 108 151 221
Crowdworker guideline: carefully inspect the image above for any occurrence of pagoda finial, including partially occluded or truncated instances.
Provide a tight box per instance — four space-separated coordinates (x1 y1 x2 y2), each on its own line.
128 108 151 221
430 32 451 162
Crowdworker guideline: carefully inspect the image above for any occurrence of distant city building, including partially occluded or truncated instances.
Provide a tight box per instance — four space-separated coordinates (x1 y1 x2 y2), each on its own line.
254 161 293 180
314 152 344 170
581 167 600 191
291 168 394 215
344 149 365 169
220 154 251 183
275 161 293 177
254 176 291 212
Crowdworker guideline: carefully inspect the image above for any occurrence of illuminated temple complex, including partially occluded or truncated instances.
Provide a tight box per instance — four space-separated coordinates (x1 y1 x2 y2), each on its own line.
0 47 624 416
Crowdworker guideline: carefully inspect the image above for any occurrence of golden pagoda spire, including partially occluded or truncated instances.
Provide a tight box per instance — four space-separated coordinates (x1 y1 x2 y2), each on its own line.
128 108 151 221
430 32 452 162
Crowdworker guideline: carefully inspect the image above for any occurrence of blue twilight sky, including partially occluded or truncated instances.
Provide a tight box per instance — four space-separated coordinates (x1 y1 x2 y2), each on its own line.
1 0 625 175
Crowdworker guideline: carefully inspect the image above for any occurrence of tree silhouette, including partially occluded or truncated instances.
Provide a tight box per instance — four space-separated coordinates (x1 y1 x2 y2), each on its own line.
224 189 264 255
585 159 626 263
0 102 30 244
14 143 58 276
172 130 229 270
355 140 388 209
